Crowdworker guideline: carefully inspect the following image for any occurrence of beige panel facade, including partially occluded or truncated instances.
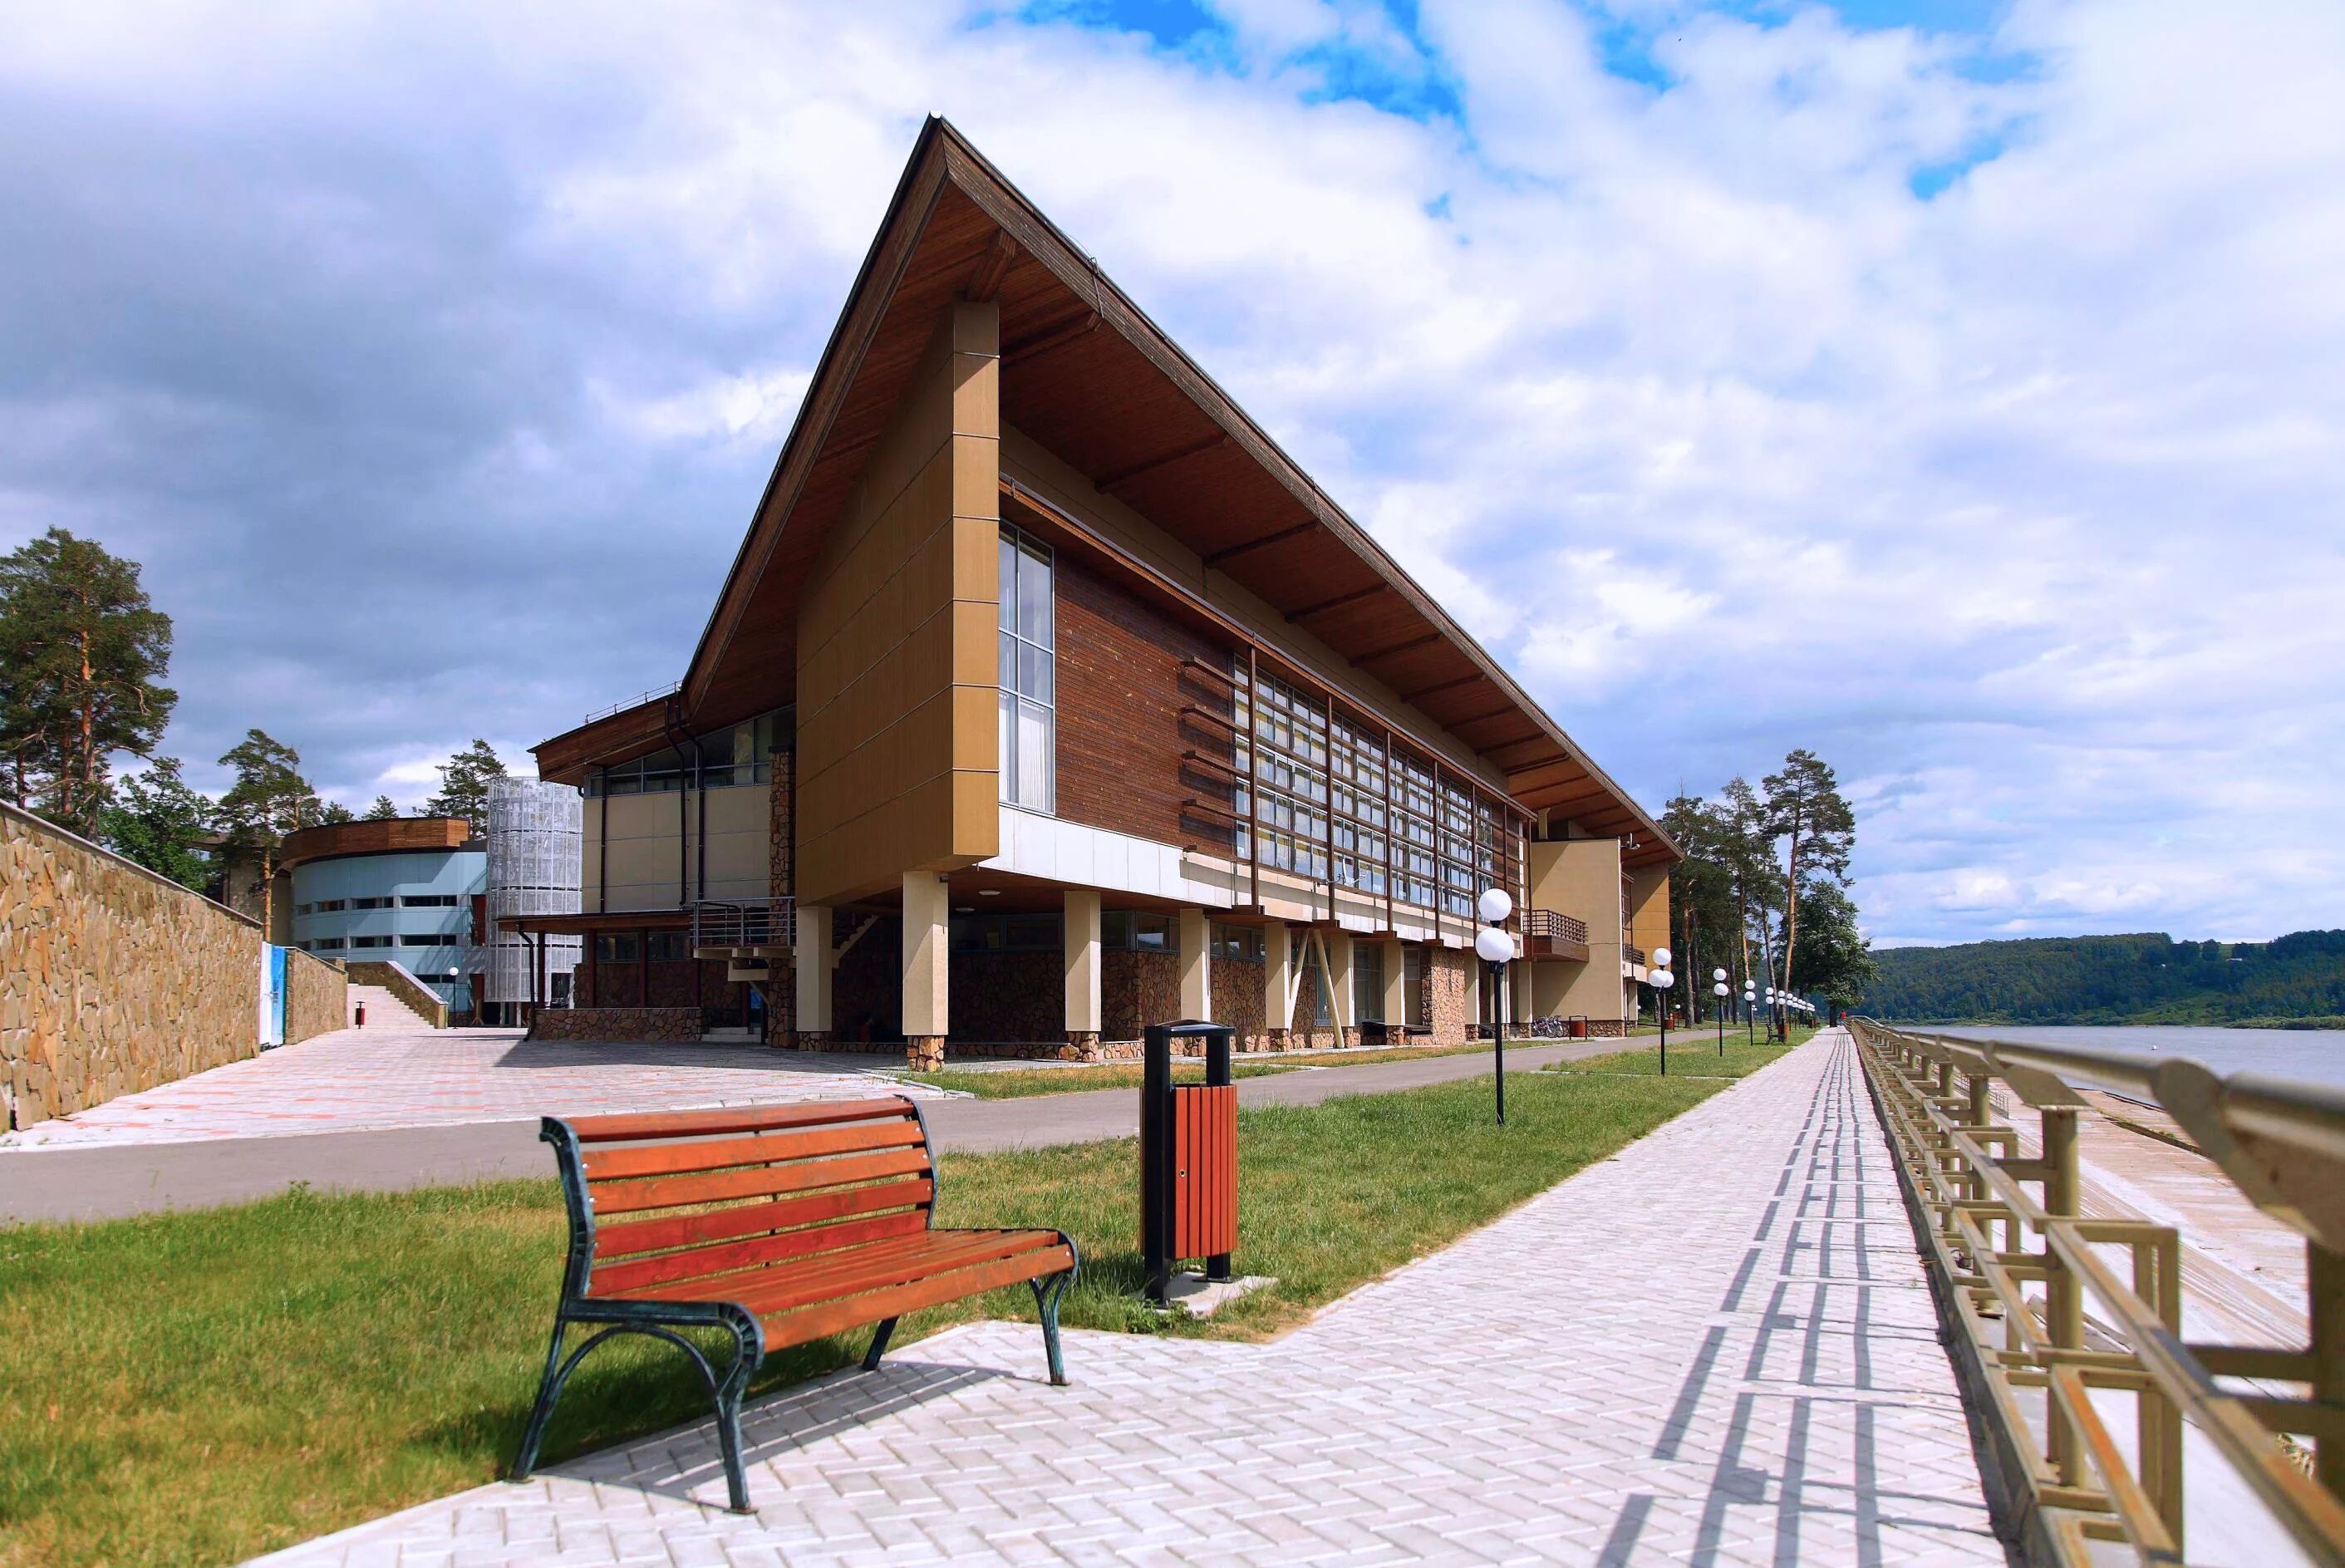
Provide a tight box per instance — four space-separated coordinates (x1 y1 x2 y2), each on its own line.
796 302 1001 907
1526 836 1634 1026
587 792 685 913
1626 864 1671 959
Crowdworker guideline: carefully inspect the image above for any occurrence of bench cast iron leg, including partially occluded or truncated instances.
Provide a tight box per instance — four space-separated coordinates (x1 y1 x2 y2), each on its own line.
1031 1269 1072 1386
713 1310 760 1514
862 1316 899 1371
511 1320 568 1482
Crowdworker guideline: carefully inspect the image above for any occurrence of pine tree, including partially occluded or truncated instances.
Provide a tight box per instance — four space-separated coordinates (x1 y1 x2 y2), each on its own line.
425 739 505 834
0 528 176 834
97 757 214 889
1762 750 1856 1034
214 730 322 931
364 795 401 820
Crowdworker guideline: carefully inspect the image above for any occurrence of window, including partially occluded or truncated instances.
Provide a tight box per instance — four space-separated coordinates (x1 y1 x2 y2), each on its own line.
351 935 394 949
1354 941 1384 1024
1211 924 1265 961
950 913 1062 952
647 931 689 962
308 936 344 951
293 902 314 917
1233 671 1329 880
1101 912 1172 951
584 707 793 796
312 898 347 914
401 894 458 908
997 525 1055 812
399 933 445 946
352 896 394 911
595 932 640 964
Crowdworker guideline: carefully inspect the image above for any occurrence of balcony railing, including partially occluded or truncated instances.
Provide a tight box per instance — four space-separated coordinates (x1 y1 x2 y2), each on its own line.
1851 1017 2345 1565
690 897 793 951
1621 942 1645 967
1524 909 1589 946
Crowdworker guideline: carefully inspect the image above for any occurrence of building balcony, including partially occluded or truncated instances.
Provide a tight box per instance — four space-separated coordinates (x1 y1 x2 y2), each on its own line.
1622 941 1645 967
1522 908 1591 963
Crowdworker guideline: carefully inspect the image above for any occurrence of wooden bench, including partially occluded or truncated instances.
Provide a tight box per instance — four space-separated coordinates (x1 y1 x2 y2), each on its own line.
510 1095 1078 1511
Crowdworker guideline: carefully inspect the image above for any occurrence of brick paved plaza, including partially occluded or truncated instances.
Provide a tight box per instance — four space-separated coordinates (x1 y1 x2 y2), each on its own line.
257 1030 2006 1566
0 994 946 1152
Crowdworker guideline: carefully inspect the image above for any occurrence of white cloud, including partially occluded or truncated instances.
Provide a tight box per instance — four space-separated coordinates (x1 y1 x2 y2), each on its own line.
0 0 2338 942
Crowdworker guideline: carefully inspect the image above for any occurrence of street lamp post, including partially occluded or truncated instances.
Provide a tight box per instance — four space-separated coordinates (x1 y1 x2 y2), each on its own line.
1743 980 1756 1045
1474 888 1514 1126
1649 946 1674 1077
1713 970 1728 1056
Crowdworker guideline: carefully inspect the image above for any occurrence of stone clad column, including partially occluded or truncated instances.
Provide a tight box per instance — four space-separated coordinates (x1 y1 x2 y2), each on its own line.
1262 923 1293 1050
902 872 949 1071
792 904 832 1050
1177 907 1211 1023
1064 889 1102 1060
1382 939 1408 1043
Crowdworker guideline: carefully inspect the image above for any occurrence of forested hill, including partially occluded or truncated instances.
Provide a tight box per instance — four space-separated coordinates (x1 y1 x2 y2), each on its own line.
1860 930 2345 1025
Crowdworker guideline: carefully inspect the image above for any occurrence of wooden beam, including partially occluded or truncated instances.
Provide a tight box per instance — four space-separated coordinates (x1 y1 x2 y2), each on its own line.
1094 431 1229 491
964 230 1018 302
1443 704 1521 730
1003 311 1099 363
1288 583 1386 621
1352 631 1444 666
1202 520 1317 568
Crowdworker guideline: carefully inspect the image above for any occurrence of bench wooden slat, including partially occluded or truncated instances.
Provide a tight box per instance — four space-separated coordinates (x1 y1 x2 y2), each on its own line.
723 1230 1064 1320
590 1178 934 1261
587 1211 931 1299
566 1097 915 1144
757 1243 1077 1353
588 1146 931 1216
582 1119 926 1183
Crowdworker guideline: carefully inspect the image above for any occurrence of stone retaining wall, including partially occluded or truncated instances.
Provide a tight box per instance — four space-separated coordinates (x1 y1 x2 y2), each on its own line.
2 801 347 1128
528 1007 701 1043
286 946 347 1043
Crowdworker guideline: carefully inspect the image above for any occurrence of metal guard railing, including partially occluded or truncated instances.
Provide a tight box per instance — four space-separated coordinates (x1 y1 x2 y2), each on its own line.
1524 908 1590 945
1849 1017 2345 1566
689 897 794 951
1622 942 1645 967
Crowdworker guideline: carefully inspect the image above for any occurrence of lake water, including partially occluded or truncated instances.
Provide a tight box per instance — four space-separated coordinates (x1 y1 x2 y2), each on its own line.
1923 1024 2345 1094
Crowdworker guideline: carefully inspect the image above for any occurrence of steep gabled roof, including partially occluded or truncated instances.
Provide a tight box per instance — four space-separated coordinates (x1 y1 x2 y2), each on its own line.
541 117 1677 868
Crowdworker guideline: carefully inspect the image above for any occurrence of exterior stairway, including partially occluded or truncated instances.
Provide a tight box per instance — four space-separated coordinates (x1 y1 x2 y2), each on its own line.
347 985 435 1033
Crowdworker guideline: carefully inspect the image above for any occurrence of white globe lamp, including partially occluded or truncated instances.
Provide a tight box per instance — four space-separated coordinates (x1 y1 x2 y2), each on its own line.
1472 926 1512 965
1476 887 1513 925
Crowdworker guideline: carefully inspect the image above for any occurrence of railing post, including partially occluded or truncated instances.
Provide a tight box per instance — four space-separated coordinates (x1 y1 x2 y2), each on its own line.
2136 1232 2185 1549
2043 1106 2083 1486
2315 1240 2345 1499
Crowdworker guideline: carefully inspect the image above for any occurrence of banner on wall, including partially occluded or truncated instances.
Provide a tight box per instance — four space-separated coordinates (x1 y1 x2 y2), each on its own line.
258 944 288 1048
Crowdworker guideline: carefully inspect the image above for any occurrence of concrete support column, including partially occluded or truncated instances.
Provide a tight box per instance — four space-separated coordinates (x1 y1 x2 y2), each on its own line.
1382 940 1408 1042
1465 952 1482 1040
1064 889 1102 1059
793 903 833 1049
1326 931 1358 1047
1509 958 1532 1032
1262 923 1293 1049
1177 907 1212 1021
902 872 948 1071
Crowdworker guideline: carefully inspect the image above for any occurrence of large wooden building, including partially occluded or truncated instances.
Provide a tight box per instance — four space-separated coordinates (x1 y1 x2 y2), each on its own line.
526 119 1679 1066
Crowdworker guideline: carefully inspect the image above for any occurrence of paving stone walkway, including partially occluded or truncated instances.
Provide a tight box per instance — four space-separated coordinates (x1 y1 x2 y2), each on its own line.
0 1014 945 1151
257 1030 2007 1566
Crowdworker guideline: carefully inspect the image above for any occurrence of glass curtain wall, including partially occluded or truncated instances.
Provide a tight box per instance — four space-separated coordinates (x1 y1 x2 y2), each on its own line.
1231 666 1528 924
998 525 1055 812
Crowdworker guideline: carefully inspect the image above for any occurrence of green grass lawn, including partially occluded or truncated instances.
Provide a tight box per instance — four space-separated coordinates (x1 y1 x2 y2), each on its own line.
900 1060 1297 1099
0 1066 1747 1568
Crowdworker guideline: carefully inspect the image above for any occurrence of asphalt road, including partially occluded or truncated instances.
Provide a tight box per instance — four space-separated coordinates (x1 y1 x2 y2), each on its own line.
0 1038 1640 1225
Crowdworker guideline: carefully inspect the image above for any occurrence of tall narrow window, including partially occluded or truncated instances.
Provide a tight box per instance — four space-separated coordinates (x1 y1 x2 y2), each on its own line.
998 525 1055 812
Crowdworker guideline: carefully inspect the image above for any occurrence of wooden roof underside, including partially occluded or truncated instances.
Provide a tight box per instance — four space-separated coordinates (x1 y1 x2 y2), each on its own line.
538 118 1677 869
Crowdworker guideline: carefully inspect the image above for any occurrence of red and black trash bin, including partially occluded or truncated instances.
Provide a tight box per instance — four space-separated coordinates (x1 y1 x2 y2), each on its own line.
1140 1019 1238 1305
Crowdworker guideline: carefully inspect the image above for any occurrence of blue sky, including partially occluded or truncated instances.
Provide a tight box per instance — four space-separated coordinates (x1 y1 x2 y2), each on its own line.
2 0 2340 947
